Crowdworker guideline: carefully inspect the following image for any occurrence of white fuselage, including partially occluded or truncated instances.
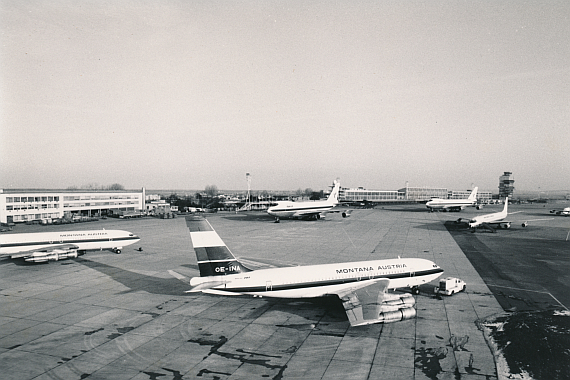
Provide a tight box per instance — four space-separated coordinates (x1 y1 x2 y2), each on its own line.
190 257 443 298
426 199 475 210
0 230 140 254
267 200 336 218
469 210 508 228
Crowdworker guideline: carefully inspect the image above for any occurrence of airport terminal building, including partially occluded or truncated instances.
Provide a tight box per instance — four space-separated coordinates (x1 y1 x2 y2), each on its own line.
339 186 493 204
0 188 145 225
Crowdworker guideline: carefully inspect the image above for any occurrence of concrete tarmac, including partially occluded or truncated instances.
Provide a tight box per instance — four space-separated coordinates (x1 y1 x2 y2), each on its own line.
0 208 516 380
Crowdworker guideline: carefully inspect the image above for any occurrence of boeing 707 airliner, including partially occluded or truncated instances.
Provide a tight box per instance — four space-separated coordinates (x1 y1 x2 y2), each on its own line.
0 230 140 262
426 187 478 212
172 216 444 326
267 179 342 220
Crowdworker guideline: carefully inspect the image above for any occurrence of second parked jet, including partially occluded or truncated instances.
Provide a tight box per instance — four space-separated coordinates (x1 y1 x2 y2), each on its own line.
462 197 512 230
426 187 478 212
267 180 341 220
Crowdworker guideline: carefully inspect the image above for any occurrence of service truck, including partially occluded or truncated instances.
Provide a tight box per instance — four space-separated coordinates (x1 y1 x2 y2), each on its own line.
434 277 466 295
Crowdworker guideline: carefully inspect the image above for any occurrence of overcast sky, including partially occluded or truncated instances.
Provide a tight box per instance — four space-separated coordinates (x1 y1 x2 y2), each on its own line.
1 1 569 192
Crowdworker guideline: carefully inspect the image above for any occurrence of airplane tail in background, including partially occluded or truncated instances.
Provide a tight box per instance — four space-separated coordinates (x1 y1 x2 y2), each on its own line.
502 197 509 213
468 187 478 201
327 179 341 204
186 216 252 277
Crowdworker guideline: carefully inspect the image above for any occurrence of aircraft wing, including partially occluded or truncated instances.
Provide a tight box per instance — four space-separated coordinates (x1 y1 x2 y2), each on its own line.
235 257 299 270
331 278 398 326
296 210 327 217
485 221 511 226
8 244 80 259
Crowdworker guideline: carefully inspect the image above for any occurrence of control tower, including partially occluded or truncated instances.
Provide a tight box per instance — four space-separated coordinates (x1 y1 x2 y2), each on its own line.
499 172 515 199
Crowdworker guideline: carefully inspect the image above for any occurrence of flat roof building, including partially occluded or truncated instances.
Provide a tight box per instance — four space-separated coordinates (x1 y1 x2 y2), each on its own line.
0 188 145 225
340 188 405 203
400 186 448 201
339 186 493 204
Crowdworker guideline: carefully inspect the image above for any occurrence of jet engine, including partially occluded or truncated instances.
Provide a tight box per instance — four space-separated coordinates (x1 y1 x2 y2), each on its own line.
382 293 415 309
377 306 416 323
521 222 528 227
24 250 79 263
375 293 417 323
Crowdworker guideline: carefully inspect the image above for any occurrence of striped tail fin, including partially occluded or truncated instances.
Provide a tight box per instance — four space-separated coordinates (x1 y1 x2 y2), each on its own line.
186 215 252 277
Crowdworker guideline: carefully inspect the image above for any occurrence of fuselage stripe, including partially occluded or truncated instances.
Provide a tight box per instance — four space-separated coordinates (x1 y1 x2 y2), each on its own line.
269 205 333 213
0 236 139 249
216 268 444 293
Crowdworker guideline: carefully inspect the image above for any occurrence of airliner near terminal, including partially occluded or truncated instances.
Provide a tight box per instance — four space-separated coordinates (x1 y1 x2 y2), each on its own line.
171 216 444 326
267 180 342 220
426 187 478 212
455 198 553 232
457 197 516 230
0 230 140 263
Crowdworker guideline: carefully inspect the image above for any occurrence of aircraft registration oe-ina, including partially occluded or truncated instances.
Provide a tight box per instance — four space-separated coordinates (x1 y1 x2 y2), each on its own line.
169 215 444 327
266 179 350 221
426 187 478 212
0 230 140 263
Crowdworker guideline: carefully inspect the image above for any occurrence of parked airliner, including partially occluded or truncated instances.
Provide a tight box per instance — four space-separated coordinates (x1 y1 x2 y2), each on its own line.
0 230 140 263
456 198 553 232
267 180 342 220
426 187 478 212
550 207 570 216
171 216 444 326
457 197 513 230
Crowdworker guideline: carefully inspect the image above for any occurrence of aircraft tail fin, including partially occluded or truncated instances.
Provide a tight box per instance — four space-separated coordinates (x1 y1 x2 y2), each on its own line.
468 187 478 201
327 179 340 204
502 197 508 213
186 216 252 277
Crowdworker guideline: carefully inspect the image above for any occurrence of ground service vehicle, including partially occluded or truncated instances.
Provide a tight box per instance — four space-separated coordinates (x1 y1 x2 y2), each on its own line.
434 277 466 295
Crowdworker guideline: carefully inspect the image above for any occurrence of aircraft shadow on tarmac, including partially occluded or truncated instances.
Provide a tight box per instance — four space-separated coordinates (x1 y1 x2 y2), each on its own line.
380 206 438 213
76 254 359 327
219 213 277 223
76 257 191 295
219 213 340 223
0 257 54 266
409 221 451 231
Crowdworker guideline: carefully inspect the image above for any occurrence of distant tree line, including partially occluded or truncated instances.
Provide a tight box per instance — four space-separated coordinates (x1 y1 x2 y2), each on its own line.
67 183 125 190
164 185 326 211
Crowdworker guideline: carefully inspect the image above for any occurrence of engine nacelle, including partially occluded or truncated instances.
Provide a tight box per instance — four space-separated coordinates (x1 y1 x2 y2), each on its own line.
382 293 416 309
377 306 416 323
24 250 78 262
522 222 528 227
58 251 78 260
25 256 50 263
342 212 350 218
